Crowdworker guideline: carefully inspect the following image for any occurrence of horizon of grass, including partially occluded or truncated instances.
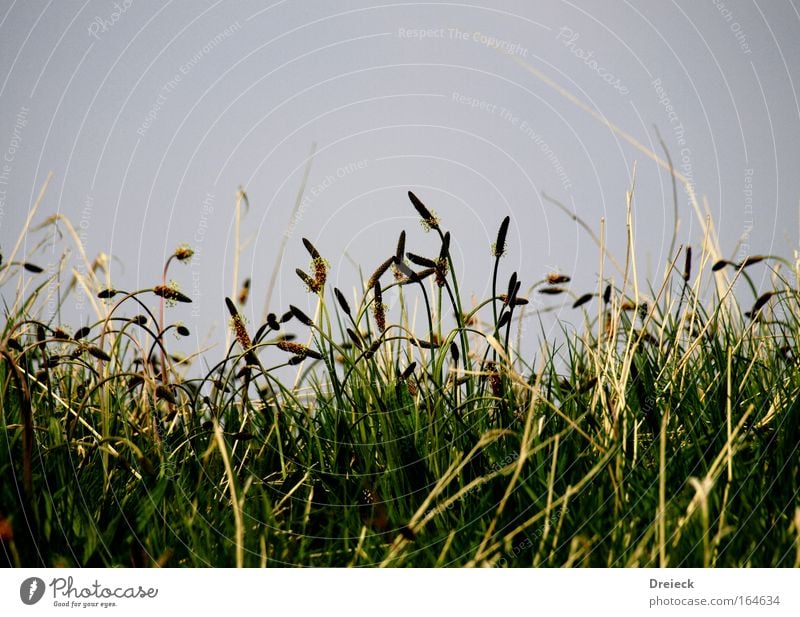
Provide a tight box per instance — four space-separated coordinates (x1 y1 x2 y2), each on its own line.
1 177 799 567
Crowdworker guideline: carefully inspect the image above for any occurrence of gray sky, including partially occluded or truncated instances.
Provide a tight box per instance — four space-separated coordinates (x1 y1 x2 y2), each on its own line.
1 1 798 359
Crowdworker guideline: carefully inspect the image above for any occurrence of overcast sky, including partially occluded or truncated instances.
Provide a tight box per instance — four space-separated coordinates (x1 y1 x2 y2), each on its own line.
1 1 798 359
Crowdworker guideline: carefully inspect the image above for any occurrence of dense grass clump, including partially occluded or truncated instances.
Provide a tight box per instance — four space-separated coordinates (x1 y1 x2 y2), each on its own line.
1 187 799 567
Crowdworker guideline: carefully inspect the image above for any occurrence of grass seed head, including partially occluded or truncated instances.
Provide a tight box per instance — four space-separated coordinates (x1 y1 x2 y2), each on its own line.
546 273 570 285
408 191 440 231
683 246 692 282
493 216 510 257
334 287 351 316
174 244 194 263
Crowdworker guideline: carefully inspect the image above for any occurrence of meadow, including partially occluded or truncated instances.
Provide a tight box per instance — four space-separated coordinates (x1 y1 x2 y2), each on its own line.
1 179 799 567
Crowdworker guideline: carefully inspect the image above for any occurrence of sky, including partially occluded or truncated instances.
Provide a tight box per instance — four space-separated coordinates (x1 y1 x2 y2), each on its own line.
1 0 798 362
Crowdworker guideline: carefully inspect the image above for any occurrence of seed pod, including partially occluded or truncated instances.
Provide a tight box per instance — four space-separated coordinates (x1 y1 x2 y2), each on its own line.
712 260 729 272
267 313 281 330
176 325 190 336
603 284 612 304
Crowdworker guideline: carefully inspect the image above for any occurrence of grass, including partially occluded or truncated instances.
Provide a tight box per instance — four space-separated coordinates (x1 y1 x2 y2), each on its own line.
1 179 799 568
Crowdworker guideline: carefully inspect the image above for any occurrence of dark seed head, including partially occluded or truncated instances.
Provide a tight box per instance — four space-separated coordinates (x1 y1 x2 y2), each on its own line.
88 346 111 362
712 259 730 272
683 246 692 282
506 273 517 303
400 362 417 380
751 291 774 314
439 232 451 261
155 384 176 404
23 262 44 273
393 258 419 283
450 342 459 365
98 288 117 299
363 339 382 360
267 313 281 330
238 278 251 305
155 285 191 303
346 328 363 350
408 190 439 231
546 273 571 285
296 268 320 294
276 340 322 360
373 281 386 332
253 323 269 343
367 256 395 290
395 231 406 262
494 216 510 258
573 293 594 309
225 297 239 317
603 284 612 304
334 288 351 316
740 255 765 268
176 325 190 336
302 238 321 261
289 305 314 327
74 326 91 340
406 253 437 268
131 314 148 326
